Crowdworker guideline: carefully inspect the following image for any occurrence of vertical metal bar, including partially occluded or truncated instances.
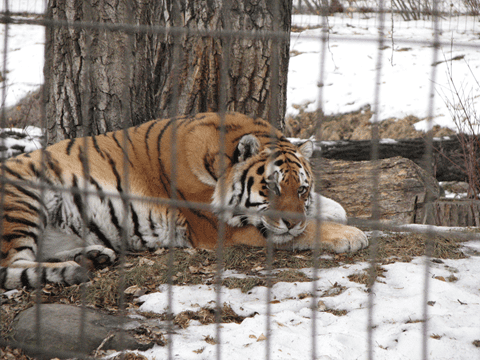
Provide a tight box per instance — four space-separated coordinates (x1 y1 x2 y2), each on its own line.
77 0 96 353
37 2 53 357
0 0 8 351
265 1 284 359
311 0 330 358
167 2 183 360
421 0 440 358
215 0 233 358
35 0 49 354
367 0 386 358
117 0 136 357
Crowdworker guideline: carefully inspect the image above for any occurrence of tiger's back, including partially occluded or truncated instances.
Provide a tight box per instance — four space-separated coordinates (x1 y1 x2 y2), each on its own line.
0 112 368 289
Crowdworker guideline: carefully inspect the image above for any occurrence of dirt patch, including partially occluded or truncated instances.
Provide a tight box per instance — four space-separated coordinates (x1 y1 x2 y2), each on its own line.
285 107 455 140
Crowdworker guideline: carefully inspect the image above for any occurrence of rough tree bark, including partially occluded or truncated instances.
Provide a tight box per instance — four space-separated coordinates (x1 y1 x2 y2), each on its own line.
45 0 292 144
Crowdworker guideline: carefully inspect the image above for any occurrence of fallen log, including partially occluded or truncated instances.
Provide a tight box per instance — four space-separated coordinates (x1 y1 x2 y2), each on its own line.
313 135 477 182
312 156 440 224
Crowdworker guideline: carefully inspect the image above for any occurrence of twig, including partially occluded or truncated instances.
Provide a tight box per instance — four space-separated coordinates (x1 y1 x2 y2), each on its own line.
94 332 116 357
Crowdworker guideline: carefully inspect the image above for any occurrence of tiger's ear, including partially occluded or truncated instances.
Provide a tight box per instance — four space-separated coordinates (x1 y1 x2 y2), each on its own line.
233 135 261 163
298 140 314 158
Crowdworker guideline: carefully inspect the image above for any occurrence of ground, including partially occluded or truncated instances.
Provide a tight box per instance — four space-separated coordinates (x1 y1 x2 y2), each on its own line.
0 230 469 358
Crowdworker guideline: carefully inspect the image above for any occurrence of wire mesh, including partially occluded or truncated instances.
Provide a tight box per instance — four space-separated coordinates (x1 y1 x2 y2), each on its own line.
0 0 479 359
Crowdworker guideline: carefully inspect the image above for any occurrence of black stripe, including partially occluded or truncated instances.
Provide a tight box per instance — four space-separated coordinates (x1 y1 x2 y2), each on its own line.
3 214 39 228
0 267 6 288
204 154 217 181
112 132 123 151
92 135 105 159
3 205 37 216
28 163 54 185
155 117 180 196
41 267 47 285
60 266 68 285
130 204 145 244
16 200 41 214
144 121 158 160
20 268 31 288
70 224 81 237
112 132 134 166
88 221 116 251
257 164 265 175
9 183 41 204
46 157 63 181
66 138 76 155
125 131 135 149
105 154 123 193
78 148 89 178
14 246 34 253
245 177 264 207
89 176 106 201
71 175 85 217
238 168 250 204
4 166 24 180
107 200 122 235
16 230 38 242
148 210 155 231
2 233 25 242
256 223 268 238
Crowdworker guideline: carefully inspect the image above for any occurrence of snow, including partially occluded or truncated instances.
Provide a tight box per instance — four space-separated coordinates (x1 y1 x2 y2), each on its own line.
2 3 480 360
130 253 480 360
0 126 43 158
288 13 480 131
0 0 45 13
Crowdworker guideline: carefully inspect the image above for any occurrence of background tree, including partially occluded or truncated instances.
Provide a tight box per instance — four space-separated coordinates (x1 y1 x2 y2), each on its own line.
45 0 292 144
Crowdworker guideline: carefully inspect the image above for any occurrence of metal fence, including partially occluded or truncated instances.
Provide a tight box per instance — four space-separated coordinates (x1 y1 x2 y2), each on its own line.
0 0 479 359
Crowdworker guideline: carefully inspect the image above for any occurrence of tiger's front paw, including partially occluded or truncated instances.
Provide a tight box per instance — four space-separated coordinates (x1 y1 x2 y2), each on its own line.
73 246 116 271
324 225 368 253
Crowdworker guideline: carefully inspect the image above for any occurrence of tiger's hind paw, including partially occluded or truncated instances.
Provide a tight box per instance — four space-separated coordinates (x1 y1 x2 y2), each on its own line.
61 264 93 285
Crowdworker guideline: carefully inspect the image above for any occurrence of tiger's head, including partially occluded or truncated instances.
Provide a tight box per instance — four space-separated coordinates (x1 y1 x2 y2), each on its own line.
213 134 314 244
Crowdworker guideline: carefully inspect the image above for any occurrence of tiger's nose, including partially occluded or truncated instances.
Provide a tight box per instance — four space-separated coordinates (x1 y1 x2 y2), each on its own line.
283 219 298 230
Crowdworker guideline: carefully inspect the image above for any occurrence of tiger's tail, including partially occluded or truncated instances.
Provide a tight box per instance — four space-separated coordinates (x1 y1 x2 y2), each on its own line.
0 262 90 290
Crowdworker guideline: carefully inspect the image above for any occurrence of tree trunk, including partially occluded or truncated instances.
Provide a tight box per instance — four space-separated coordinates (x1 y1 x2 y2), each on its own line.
45 0 292 144
432 200 480 227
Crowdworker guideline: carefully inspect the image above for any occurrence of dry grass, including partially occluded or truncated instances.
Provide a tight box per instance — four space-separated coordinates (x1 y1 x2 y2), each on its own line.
285 107 455 140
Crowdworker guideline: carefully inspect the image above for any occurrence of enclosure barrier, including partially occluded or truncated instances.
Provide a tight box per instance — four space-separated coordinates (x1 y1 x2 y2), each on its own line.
0 0 479 359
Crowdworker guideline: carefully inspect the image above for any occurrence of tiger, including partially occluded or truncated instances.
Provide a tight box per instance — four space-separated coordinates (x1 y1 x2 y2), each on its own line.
0 112 368 289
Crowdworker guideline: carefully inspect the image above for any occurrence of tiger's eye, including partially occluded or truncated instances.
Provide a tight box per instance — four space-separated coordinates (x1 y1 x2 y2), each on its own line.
298 186 307 195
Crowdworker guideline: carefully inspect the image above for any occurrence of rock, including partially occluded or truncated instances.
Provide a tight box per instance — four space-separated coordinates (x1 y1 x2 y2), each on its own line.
12 304 153 359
